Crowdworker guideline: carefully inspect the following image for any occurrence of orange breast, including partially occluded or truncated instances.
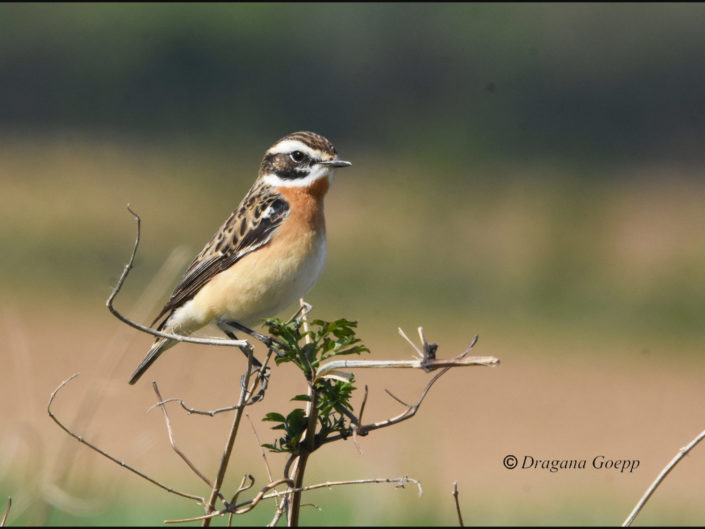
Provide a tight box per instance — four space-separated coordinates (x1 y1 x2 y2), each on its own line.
274 176 329 242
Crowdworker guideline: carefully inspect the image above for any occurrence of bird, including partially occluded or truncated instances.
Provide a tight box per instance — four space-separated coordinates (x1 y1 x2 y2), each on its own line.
128 131 351 384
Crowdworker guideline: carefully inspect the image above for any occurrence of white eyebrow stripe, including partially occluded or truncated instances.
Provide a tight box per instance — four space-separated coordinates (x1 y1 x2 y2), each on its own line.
267 140 322 158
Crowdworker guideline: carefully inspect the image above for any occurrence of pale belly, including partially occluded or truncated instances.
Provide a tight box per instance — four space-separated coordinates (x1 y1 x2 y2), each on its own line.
168 231 326 333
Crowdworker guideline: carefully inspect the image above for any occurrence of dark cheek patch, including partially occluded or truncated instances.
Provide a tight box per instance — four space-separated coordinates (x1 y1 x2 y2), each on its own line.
276 167 310 180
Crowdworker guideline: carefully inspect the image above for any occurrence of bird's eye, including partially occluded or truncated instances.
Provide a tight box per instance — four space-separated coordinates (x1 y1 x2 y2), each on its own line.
290 151 305 163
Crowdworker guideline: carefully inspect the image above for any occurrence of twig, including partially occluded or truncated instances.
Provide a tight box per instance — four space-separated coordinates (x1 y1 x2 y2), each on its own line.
385 388 411 408
152 382 215 491
106 205 249 348
452 481 464 527
277 476 423 498
149 396 257 417
322 339 485 445
246 414 274 482
288 298 318 526
47 374 204 504
148 363 271 418
351 385 369 453
246 412 289 527
623 428 705 527
229 474 255 511
166 476 422 524
316 355 499 380
166 478 295 523
203 349 258 526
1 497 10 527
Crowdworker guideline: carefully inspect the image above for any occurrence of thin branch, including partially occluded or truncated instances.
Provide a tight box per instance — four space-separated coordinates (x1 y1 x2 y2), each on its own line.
148 364 271 418
47 374 203 504
269 494 289 528
398 327 424 359
351 385 369 452
623 428 705 527
452 481 464 527
166 478 295 523
322 337 482 444
149 396 257 417
106 205 249 348
276 476 423 499
1 497 10 527
323 361 454 444
152 382 215 491
385 388 411 408
229 474 255 510
166 476 422 524
287 299 318 526
316 355 499 380
246 413 274 483
203 350 258 526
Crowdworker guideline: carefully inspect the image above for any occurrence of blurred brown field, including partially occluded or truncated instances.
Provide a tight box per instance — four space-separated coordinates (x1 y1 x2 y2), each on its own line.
1 136 705 525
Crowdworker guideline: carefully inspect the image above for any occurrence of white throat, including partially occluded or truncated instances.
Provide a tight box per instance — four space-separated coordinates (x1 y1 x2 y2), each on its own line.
262 165 332 188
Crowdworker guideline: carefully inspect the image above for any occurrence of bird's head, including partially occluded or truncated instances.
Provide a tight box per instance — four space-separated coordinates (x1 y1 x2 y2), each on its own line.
259 131 351 187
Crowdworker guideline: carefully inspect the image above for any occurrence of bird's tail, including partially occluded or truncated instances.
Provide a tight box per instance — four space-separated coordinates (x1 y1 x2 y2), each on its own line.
128 338 176 385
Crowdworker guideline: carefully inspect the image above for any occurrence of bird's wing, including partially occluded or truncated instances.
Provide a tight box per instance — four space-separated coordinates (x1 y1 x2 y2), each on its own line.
152 181 289 327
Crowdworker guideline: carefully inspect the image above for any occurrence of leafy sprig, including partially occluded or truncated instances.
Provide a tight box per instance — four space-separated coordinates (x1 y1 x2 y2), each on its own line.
260 317 369 454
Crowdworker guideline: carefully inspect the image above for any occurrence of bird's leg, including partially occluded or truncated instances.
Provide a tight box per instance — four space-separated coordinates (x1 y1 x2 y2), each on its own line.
220 320 277 348
216 321 263 368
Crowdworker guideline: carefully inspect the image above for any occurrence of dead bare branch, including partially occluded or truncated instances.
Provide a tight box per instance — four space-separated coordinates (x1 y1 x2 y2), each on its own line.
203 348 258 526
452 481 464 527
166 478 295 523
351 385 369 453
1 497 10 527
246 414 274 482
623 428 705 527
48 374 203 504
106 205 250 349
322 338 486 445
152 382 215 491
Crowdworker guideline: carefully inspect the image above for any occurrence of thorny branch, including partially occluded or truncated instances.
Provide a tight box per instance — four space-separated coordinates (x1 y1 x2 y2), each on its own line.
623 428 705 527
47 374 204 504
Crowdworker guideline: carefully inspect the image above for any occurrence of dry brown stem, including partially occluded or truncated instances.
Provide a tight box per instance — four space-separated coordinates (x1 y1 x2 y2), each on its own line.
452 481 464 527
106 205 249 349
47 374 204 504
152 382 215 490
1 497 10 527
623 428 705 526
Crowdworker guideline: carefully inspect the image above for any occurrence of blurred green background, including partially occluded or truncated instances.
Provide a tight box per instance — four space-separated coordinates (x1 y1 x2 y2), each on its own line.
2 3 705 526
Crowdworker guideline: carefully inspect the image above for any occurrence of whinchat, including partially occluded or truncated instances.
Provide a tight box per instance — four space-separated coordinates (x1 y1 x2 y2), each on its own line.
128 131 351 384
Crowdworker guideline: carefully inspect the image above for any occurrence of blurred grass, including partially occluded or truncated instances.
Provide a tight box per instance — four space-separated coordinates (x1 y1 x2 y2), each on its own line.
2 136 705 526
2 135 704 351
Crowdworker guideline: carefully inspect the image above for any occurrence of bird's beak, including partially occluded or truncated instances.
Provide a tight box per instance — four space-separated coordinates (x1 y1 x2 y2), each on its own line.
319 159 352 168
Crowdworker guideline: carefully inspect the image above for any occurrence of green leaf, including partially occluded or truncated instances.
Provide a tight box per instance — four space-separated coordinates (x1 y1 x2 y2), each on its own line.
263 412 286 423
